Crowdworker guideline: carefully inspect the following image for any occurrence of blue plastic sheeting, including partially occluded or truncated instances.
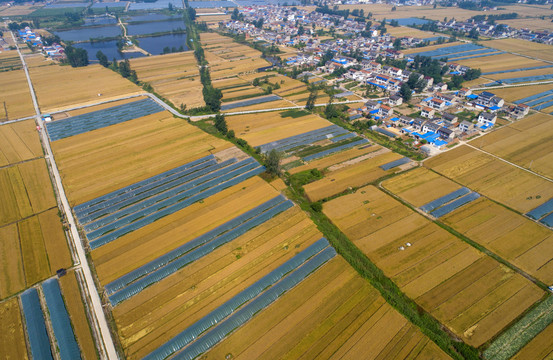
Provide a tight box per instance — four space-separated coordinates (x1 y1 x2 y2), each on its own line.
387 17 433 26
258 125 349 154
108 199 293 305
420 187 470 213
75 155 214 215
105 195 287 295
220 95 281 111
525 94 553 108
533 99 553 110
330 132 357 143
436 48 497 59
540 212 553 227
430 192 480 218
527 198 553 220
90 1 127 7
81 159 233 228
447 51 505 62
375 127 397 138
89 165 265 248
483 65 553 75
46 98 164 141
303 138 368 162
380 157 411 170
129 0 184 10
500 73 553 84
173 247 337 360
20 288 53 360
42 279 81 360
86 159 256 237
144 238 334 360
409 44 482 58
514 89 553 104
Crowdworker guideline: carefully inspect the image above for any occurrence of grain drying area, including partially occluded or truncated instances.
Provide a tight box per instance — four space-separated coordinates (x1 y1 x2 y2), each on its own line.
323 185 545 347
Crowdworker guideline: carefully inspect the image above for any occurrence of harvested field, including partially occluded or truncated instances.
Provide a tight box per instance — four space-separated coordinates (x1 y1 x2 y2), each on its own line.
56 95 149 118
289 144 381 174
0 297 28 360
58 270 98 359
402 41 464 55
222 99 292 112
469 113 553 179
0 68 35 120
323 185 544 347
459 53 547 74
225 110 331 147
204 256 450 360
0 120 43 167
482 38 553 62
386 26 438 39
130 52 205 108
304 149 403 202
484 83 553 103
0 158 57 227
425 145 553 213
111 203 322 359
487 67 553 81
51 111 230 205
499 18 553 32
29 63 142 113
443 197 553 283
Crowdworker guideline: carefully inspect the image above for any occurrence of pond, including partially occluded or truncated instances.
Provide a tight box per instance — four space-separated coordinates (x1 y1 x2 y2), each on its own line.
388 17 434 26
54 25 121 42
137 33 188 55
127 19 186 36
74 40 145 61
123 13 180 22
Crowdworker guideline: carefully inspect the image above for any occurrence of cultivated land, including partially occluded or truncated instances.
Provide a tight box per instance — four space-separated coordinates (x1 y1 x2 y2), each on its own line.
0 119 43 166
483 83 553 103
51 110 230 205
204 256 451 360
401 41 465 55
481 38 553 62
289 144 382 174
59 270 98 359
512 322 553 359
460 53 549 74
29 63 143 113
424 145 553 213
130 52 205 108
470 113 553 179
383 168 553 284
323 185 544 347
200 32 271 80
54 96 149 119
226 110 332 147
500 18 553 32
111 200 323 359
304 148 405 202
0 67 35 120
0 297 28 359
385 26 438 39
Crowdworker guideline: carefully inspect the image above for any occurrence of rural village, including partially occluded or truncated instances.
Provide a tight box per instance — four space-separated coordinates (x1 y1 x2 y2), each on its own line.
1 0 553 359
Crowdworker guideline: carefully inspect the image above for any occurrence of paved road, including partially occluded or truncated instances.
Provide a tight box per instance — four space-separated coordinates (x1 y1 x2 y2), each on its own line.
11 31 119 360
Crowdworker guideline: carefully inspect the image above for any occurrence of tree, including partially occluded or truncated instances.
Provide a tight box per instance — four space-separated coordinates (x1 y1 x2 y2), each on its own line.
96 50 109 67
168 2 173 11
214 114 228 135
399 83 412 101
305 90 317 110
265 149 281 176
255 18 264 29
393 38 402 50
203 86 223 112
65 46 89 67
297 25 304 36
468 28 479 39
118 59 132 78
231 8 239 20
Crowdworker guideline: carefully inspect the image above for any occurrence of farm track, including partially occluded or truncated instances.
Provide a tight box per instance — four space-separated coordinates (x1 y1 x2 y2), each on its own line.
11 31 119 360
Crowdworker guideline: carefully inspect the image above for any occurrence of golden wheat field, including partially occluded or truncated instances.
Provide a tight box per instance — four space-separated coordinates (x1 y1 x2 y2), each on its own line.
51 110 230 205
29 64 143 113
0 297 28 359
425 145 553 213
482 38 553 62
469 113 553 179
459 53 548 74
323 185 544 347
204 256 451 360
0 68 35 120
290 144 381 174
0 120 43 167
480 83 553 103
226 110 332 147
130 52 205 108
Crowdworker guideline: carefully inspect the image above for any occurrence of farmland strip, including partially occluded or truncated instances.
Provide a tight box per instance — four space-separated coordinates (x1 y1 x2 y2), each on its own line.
20 288 53 360
420 187 471 213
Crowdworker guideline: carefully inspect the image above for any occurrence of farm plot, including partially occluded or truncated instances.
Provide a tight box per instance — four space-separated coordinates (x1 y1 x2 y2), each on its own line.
469 113 553 179
384 167 553 283
304 149 405 202
0 297 28 360
425 145 553 213
108 200 324 359
29 63 142 113
386 25 438 39
0 119 43 167
486 66 553 81
0 52 22 71
130 52 205 108
401 41 465 55
225 110 332 147
20 288 52 359
77 154 264 249
323 185 544 347
483 83 553 103
46 98 164 141
482 38 553 62
0 68 35 120
50 110 230 205
511 322 553 360
203 256 451 360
